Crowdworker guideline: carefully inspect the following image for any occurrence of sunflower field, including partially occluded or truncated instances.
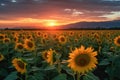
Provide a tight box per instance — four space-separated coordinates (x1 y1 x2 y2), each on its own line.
0 30 120 80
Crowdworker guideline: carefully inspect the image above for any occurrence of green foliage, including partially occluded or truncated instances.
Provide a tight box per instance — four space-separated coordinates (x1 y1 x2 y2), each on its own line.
83 72 100 80
28 72 45 80
4 71 17 80
52 74 67 80
1 30 120 80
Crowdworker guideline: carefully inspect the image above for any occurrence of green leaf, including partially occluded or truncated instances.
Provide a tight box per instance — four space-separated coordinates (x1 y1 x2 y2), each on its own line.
28 72 45 80
4 71 18 80
27 76 36 80
99 59 110 66
83 72 100 80
44 65 56 71
52 74 67 80
62 65 74 76
0 68 8 77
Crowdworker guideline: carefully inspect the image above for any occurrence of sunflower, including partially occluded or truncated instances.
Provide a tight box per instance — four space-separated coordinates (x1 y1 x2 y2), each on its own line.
3 38 10 44
0 54 4 61
68 45 98 74
42 50 48 60
58 35 67 44
43 33 48 39
114 36 120 46
69 31 74 36
0 34 5 40
36 32 42 37
46 49 56 65
41 39 46 45
24 39 35 51
93 33 99 39
13 36 19 42
12 58 27 74
15 43 24 52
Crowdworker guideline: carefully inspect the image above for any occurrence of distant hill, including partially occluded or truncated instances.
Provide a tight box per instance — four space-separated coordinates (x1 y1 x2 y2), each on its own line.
1 20 120 30
58 20 120 29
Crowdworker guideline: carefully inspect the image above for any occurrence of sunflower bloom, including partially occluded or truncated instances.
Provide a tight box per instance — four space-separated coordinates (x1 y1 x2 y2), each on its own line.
43 33 48 39
69 31 74 36
0 54 4 61
68 45 98 74
114 36 120 46
13 36 19 42
42 50 48 60
3 38 11 43
58 35 67 44
24 39 35 51
0 34 5 40
12 58 27 74
46 49 56 65
15 43 24 52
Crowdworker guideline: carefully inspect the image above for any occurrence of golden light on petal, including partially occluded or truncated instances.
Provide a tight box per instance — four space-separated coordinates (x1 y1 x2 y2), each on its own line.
12 58 27 74
68 45 98 74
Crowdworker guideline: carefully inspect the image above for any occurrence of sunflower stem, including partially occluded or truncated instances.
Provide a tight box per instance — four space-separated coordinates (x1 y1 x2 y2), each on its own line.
72 74 76 80
34 47 37 66
57 60 61 74
25 72 28 80
77 72 80 80
18 76 23 80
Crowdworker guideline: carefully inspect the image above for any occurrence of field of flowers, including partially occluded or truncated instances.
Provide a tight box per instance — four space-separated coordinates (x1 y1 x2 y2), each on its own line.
0 30 120 80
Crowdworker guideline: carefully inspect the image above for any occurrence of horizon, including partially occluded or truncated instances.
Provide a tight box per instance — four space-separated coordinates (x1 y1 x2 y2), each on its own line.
0 0 120 28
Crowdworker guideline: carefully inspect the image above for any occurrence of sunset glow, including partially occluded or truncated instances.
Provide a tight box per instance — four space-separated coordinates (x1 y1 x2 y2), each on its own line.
46 21 57 27
0 0 120 28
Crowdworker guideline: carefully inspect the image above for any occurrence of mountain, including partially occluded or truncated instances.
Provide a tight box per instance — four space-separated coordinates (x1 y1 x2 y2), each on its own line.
57 20 120 29
1 20 120 30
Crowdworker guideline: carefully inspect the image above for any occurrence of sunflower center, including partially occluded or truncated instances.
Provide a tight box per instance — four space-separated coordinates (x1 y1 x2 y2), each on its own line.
75 54 90 67
0 35 4 39
38 32 41 35
60 37 65 42
43 52 48 59
4 39 10 43
27 41 33 48
17 61 25 69
14 37 18 41
17 44 23 49
117 38 120 44
0 55 2 58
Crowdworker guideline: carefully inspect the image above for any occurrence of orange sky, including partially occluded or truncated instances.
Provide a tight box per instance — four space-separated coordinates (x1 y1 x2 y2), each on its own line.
0 0 120 28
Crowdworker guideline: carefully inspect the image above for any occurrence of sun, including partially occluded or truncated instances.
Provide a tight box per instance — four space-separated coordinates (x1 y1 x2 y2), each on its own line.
45 20 58 27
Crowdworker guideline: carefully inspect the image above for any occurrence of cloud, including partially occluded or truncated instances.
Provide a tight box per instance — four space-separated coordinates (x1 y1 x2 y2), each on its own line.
0 0 120 23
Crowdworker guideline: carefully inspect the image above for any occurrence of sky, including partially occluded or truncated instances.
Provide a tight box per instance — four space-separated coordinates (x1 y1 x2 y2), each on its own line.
0 0 120 28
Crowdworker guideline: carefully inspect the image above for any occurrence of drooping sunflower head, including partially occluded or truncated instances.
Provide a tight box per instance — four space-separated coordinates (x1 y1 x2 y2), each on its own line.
12 58 27 74
24 39 35 51
68 45 98 74
58 35 67 44
0 54 4 61
114 36 120 46
46 49 56 65
15 43 24 52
